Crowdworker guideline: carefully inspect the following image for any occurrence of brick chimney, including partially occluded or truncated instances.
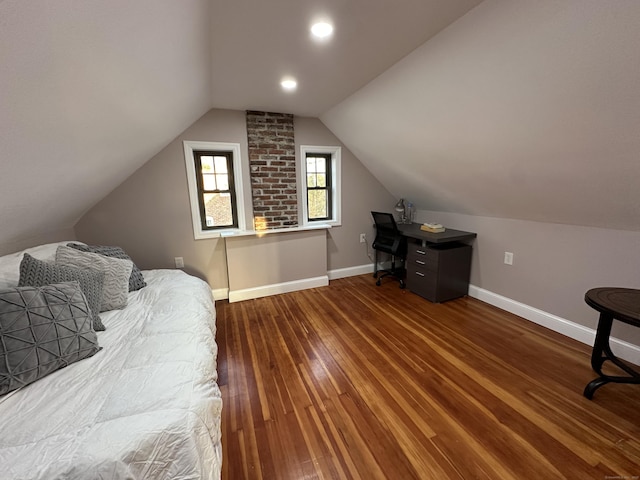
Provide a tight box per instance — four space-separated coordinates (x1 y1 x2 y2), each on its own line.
246 111 298 229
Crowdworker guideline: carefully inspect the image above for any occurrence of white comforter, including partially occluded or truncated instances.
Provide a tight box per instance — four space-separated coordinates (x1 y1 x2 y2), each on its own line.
0 270 222 480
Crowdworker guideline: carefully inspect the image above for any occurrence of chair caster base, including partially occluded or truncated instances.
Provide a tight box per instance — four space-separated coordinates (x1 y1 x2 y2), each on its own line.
375 275 405 288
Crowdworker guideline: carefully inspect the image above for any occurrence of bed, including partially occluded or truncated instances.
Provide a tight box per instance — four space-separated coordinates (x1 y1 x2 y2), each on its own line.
0 242 222 479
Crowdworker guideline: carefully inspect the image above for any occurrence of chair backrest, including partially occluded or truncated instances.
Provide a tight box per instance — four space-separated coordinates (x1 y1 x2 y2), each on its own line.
371 211 399 235
371 211 404 255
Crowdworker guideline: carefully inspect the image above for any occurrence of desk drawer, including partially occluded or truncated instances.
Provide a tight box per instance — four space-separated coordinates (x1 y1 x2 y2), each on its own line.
407 245 438 272
406 243 472 303
406 268 437 300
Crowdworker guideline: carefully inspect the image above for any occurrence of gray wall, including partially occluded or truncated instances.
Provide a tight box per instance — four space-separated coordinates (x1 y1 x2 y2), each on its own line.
74 109 245 288
416 209 640 347
226 230 327 292
295 116 396 272
75 108 396 290
0 228 77 257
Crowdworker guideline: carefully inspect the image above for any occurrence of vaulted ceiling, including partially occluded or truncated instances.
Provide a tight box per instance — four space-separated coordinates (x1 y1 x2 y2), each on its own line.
0 0 213 245
1 0 639 249
208 0 483 116
321 0 640 231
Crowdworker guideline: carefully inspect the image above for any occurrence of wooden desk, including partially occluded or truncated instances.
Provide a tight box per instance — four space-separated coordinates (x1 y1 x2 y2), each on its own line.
397 223 477 246
397 223 476 303
583 287 640 399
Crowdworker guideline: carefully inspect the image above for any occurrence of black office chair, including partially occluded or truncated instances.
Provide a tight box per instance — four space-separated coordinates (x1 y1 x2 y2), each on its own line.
371 211 407 288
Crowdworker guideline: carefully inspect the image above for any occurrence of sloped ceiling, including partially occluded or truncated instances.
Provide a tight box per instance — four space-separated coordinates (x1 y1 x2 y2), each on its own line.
208 0 483 117
3 0 638 249
0 0 212 246
0 0 482 247
321 0 640 231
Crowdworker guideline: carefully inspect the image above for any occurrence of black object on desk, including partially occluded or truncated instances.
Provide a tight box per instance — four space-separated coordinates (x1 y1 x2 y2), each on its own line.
583 287 640 399
397 223 476 303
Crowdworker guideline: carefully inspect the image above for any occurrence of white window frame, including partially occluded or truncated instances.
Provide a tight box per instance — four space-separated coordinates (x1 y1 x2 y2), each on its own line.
298 145 341 227
184 140 248 239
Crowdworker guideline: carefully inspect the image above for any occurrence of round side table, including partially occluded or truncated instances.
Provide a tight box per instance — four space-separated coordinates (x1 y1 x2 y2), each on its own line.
583 287 640 399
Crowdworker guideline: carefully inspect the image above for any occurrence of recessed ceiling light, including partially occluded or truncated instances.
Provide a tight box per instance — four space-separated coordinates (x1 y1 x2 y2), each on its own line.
280 78 297 91
311 22 333 39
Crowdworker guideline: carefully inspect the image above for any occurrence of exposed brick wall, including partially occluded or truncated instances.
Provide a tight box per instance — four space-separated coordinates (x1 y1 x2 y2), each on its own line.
246 111 298 230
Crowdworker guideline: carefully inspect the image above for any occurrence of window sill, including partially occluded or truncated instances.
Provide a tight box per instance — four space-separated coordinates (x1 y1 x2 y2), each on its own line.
196 223 332 239
303 219 341 228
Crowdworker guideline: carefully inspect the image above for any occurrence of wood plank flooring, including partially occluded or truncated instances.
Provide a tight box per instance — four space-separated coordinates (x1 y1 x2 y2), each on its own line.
216 274 640 479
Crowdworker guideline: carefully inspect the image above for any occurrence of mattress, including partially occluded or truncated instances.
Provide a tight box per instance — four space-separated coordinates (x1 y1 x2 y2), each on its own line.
0 269 222 480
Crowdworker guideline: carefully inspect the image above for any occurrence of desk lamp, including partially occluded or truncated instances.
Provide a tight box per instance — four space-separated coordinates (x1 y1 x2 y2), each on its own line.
394 198 407 224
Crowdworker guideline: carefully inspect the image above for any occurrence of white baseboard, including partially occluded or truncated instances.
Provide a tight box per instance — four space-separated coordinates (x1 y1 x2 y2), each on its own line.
228 275 329 303
216 263 375 301
468 285 640 366
328 264 374 280
212 288 229 301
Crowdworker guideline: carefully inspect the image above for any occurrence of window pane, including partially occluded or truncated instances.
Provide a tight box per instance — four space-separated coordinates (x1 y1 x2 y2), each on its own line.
316 173 326 188
203 193 233 227
315 157 326 173
203 173 217 191
307 173 317 188
214 156 228 174
216 173 229 190
201 156 214 172
307 157 317 173
308 189 327 219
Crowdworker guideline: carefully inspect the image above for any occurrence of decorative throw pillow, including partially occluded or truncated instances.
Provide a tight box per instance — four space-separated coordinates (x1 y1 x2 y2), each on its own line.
19 254 106 331
0 282 101 396
0 241 84 290
67 243 146 292
55 246 133 312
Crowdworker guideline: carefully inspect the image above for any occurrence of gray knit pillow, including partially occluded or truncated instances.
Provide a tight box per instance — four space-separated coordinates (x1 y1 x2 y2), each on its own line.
56 246 133 312
0 282 101 396
18 254 105 331
67 243 146 292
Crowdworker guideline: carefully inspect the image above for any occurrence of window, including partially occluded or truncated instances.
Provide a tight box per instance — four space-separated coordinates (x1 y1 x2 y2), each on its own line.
193 151 238 229
184 141 248 239
299 145 341 226
306 153 331 221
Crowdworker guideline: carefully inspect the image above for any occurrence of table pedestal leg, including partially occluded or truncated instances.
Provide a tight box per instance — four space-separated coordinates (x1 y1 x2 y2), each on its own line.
584 313 640 399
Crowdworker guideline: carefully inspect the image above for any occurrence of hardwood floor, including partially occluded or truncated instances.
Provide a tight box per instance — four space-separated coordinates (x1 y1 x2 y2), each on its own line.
216 275 640 479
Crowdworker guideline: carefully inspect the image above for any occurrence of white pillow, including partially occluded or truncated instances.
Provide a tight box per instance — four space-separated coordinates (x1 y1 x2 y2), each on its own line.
55 245 133 311
0 241 85 290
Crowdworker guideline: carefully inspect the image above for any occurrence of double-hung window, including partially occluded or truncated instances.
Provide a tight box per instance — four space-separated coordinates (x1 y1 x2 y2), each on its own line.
306 153 332 221
193 151 238 230
299 145 341 226
184 141 248 239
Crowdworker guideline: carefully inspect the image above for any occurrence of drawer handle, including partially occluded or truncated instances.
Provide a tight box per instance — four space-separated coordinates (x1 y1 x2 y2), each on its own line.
416 250 426 255
415 271 425 277
415 260 425 265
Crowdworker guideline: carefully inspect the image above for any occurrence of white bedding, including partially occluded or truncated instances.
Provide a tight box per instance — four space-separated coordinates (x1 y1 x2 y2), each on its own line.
0 269 222 480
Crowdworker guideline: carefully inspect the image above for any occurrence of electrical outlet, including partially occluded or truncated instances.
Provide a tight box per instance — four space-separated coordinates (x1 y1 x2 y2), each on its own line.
359 233 366 243
504 252 513 265
174 257 184 268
